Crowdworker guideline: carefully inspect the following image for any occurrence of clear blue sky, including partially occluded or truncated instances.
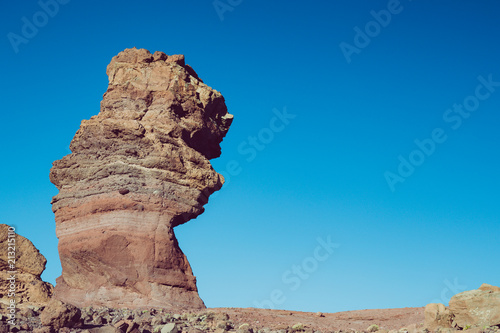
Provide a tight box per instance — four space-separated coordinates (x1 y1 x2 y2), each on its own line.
1 0 499 313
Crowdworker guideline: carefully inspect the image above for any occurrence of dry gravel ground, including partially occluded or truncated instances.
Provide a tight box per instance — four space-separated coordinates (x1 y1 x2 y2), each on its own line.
207 307 425 332
0 304 426 332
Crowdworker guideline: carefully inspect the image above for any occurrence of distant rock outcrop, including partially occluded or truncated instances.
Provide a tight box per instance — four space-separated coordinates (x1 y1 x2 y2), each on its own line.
425 283 500 331
0 224 53 306
449 283 500 329
49 48 233 309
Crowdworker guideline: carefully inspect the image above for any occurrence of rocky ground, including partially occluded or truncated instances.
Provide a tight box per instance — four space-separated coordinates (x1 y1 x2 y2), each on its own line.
2 304 496 333
1 288 499 333
0 304 428 333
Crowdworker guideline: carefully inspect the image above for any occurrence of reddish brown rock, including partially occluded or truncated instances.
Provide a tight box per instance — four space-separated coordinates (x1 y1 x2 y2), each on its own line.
0 224 53 306
40 298 81 329
50 47 233 309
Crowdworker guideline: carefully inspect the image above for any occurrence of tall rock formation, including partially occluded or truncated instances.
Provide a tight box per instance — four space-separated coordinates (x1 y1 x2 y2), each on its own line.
0 224 53 306
50 48 233 309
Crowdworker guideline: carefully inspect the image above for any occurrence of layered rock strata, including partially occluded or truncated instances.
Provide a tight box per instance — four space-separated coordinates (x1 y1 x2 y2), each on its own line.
50 48 233 309
0 224 53 306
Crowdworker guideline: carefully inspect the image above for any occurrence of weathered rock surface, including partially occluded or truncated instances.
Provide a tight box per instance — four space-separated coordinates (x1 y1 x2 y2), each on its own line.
425 284 500 331
424 303 453 331
0 305 435 333
449 283 500 328
0 224 53 306
50 47 233 309
40 298 81 330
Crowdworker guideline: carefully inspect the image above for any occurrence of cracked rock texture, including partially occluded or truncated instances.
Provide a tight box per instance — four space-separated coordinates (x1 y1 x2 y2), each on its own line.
49 47 233 309
425 283 500 330
0 224 53 306
449 283 500 328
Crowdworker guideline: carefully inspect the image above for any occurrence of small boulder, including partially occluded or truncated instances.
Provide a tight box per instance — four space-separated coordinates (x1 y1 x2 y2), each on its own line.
424 303 454 330
39 298 81 329
291 323 305 332
238 323 254 333
161 323 179 333
93 314 106 325
217 320 231 330
114 319 139 333
151 316 163 326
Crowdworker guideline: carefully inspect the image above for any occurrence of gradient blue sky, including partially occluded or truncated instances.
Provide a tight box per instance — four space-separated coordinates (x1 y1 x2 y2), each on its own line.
1 0 499 313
